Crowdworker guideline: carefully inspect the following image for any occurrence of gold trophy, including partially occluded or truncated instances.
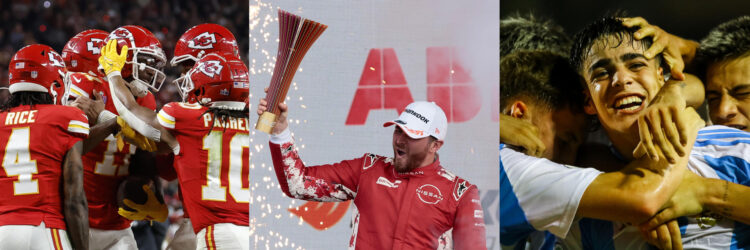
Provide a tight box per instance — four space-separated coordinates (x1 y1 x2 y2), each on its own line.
255 10 327 133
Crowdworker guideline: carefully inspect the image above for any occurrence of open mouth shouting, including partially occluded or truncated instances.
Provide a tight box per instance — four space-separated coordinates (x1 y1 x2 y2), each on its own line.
611 94 646 114
395 148 406 158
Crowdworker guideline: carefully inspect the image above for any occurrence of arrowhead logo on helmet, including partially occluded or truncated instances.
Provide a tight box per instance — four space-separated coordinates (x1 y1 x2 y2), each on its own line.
199 60 223 78
86 38 104 55
48 52 65 68
188 32 217 50
112 28 133 40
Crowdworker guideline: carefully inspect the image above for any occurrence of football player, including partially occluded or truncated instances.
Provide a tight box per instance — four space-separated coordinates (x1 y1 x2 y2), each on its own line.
171 23 240 75
64 26 167 249
166 23 241 250
0 44 89 250
100 37 250 248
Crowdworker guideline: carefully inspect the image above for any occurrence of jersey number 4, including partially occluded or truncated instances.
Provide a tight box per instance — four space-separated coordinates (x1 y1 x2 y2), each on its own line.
202 132 249 203
2 127 39 195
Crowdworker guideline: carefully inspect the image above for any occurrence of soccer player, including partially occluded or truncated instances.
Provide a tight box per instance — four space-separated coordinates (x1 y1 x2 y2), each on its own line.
563 16 750 248
499 50 706 250
499 14 574 157
698 16 750 132
99 37 251 248
257 97 486 249
622 15 750 244
0 44 89 250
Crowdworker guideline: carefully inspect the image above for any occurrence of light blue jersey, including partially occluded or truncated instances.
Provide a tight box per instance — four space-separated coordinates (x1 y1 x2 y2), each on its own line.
560 125 750 249
500 144 602 249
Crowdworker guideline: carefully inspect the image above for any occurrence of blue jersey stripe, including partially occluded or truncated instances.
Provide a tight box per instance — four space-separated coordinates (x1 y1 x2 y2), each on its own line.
678 216 689 235
500 146 537 246
541 232 556 250
698 128 746 134
701 152 750 249
695 139 750 147
697 132 750 140
703 155 750 186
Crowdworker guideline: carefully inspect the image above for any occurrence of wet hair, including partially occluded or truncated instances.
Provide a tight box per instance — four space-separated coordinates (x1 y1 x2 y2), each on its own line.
1 92 53 111
500 13 572 58
500 51 584 111
569 16 664 75
695 16 750 80
200 106 250 134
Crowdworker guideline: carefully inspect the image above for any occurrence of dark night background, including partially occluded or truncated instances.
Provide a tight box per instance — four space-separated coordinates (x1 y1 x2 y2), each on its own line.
501 0 750 41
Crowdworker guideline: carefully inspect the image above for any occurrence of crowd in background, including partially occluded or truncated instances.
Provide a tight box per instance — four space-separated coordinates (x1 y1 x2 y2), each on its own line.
0 1 248 249
0 0 249 110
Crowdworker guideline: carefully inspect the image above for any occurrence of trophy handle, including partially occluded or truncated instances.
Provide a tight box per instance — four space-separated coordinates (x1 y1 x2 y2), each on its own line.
255 111 277 133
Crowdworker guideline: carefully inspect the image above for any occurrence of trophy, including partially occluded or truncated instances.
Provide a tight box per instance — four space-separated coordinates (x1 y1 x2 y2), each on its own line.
255 10 328 133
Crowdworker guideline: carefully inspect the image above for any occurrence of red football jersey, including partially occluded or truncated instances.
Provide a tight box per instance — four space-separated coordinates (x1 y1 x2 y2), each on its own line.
0 104 89 229
157 102 249 233
67 72 157 230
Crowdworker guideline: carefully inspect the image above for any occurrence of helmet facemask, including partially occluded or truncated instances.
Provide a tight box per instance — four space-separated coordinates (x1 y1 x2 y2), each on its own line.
127 46 166 97
173 70 195 103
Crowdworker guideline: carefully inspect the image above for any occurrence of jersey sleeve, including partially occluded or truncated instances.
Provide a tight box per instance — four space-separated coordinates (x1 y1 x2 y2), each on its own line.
63 108 90 149
157 103 178 131
452 184 487 250
269 128 360 202
500 146 601 239
137 92 157 111
692 125 750 186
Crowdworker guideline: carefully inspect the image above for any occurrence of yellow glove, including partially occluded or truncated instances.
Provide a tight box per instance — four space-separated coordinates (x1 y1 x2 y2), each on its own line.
116 116 158 152
118 184 168 222
99 39 128 76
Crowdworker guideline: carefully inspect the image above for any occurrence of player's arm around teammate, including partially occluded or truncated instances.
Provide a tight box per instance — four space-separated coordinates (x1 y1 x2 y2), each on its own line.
67 91 120 154
98 40 178 153
642 168 750 230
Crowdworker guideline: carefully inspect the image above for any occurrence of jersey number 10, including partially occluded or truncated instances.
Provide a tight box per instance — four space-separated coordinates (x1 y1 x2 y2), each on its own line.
202 132 250 203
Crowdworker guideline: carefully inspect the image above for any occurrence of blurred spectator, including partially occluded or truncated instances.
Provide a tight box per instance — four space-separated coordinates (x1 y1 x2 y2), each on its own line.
0 0 249 109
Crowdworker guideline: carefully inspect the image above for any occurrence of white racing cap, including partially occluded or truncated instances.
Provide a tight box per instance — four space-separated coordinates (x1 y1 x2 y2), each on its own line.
383 101 447 141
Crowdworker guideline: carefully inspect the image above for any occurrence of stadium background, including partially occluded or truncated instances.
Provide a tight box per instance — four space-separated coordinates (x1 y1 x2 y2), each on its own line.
0 0 249 110
0 0 248 249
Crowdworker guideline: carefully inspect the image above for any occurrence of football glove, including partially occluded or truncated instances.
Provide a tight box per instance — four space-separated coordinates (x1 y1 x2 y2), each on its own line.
118 184 168 222
99 40 128 77
116 116 158 152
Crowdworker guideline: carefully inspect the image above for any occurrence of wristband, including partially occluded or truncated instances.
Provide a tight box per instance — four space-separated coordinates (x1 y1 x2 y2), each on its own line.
97 110 117 125
270 127 292 144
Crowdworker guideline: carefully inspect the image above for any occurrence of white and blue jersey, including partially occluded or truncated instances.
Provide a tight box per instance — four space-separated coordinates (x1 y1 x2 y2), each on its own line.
559 125 750 249
500 143 602 248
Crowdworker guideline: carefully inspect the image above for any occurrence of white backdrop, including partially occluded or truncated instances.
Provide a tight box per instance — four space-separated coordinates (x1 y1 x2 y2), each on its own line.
247 1 499 249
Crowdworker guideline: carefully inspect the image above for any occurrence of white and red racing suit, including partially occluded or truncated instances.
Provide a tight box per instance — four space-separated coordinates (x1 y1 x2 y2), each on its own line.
269 129 487 250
